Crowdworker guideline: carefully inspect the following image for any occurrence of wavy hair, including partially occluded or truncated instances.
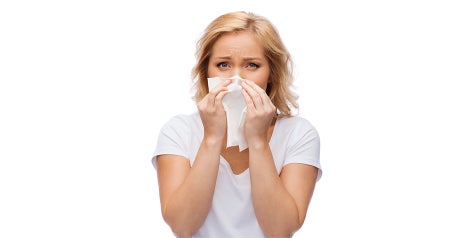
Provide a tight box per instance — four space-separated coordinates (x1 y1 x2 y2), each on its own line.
191 11 298 117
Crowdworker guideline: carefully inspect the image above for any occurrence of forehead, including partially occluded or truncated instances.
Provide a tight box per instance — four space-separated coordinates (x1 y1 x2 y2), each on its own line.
211 31 264 56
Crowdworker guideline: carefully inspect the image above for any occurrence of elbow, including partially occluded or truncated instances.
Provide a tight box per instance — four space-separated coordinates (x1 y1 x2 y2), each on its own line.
263 215 305 238
162 211 200 238
170 230 194 238
264 231 295 238
165 220 197 238
297 214 307 230
263 222 301 238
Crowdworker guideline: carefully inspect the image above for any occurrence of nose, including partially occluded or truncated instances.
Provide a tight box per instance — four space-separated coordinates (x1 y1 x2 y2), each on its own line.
230 68 245 80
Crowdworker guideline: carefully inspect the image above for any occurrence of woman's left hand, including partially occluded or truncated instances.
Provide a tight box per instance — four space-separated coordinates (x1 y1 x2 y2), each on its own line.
241 79 276 144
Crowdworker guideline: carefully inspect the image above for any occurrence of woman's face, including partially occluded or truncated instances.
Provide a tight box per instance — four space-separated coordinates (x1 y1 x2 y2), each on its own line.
207 31 270 90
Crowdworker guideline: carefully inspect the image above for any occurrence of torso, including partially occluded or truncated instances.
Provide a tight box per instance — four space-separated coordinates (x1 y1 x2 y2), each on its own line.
221 147 249 174
220 119 276 175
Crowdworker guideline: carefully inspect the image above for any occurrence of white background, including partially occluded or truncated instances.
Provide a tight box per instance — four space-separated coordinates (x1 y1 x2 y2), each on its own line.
1 0 474 237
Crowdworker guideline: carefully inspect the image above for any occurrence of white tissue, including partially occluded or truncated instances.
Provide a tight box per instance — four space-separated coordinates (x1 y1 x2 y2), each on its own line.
207 76 248 151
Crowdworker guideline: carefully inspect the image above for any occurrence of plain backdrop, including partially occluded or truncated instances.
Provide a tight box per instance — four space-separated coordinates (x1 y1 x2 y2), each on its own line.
1 0 474 237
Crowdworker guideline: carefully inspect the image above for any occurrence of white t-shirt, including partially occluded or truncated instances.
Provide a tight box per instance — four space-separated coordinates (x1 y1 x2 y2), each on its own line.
152 112 322 238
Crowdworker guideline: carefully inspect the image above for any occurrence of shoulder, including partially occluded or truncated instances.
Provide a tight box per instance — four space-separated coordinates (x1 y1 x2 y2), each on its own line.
277 115 318 135
157 112 202 142
165 112 197 124
275 115 320 149
162 112 201 130
271 115 322 178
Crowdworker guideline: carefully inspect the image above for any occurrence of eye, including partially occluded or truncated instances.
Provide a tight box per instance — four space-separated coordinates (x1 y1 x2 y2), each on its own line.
247 63 259 69
217 62 229 68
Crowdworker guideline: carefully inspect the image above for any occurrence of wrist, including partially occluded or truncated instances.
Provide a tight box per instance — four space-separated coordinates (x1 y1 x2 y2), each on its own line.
202 134 225 147
247 137 268 150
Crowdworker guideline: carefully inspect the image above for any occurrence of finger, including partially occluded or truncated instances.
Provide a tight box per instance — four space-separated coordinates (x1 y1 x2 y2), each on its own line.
210 79 232 94
209 79 231 94
215 90 228 109
243 79 267 96
244 79 275 106
241 87 255 111
241 80 263 106
219 79 232 87
208 80 231 107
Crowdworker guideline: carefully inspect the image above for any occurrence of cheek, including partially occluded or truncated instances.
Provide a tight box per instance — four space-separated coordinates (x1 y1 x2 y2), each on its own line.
207 65 225 78
249 76 269 91
206 64 213 77
256 73 270 90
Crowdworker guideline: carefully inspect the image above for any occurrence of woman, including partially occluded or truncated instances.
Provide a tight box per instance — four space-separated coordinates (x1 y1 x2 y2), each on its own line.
152 11 322 238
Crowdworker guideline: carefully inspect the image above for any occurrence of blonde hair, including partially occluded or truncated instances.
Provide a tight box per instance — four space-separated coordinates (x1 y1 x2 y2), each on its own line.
191 11 298 117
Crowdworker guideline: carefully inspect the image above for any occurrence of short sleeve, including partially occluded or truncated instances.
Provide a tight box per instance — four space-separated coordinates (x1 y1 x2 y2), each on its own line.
151 115 191 170
283 118 322 181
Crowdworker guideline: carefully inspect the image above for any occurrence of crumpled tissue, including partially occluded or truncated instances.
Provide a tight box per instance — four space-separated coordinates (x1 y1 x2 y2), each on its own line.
207 76 248 151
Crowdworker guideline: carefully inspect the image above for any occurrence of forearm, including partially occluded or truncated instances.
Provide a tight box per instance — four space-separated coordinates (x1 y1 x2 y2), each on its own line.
249 141 301 237
163 137 222 236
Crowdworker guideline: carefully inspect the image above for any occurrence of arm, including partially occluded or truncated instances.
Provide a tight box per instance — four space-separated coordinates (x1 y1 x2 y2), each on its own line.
241 80 318 237
248 146 318 237
156 80 231 237
157 141 221 237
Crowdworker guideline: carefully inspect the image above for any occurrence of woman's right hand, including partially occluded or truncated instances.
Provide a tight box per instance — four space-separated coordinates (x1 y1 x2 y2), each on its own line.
197 79 231 142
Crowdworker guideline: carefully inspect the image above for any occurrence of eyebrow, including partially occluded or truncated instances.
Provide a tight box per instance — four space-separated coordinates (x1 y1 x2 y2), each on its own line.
211 56 264 61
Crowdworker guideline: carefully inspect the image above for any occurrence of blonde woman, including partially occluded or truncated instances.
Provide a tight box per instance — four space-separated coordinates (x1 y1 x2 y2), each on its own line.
152 11 322 238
